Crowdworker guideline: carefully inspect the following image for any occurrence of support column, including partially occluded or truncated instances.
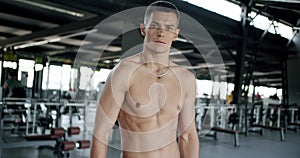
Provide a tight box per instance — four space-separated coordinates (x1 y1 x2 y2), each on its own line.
0 49 3 99
281 56 288 106
233 1 251 107
32 68 43 99
281 55 289 131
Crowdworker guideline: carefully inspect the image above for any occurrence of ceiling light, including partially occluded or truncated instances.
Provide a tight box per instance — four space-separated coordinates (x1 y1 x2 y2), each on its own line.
103 60 112 64
15 0 84 17
14 29 97 49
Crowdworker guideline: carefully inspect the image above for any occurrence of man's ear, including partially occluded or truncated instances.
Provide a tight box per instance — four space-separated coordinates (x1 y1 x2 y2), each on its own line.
140 23 146 36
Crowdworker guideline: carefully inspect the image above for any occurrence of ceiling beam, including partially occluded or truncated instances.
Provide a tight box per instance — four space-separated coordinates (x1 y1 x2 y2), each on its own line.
0 0 77 25
0 15 107 48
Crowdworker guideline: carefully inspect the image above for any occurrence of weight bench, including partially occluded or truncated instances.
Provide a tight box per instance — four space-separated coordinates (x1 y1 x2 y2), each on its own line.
252 124 285 141
201 125 240 147
288 123 300 128
211 127 240 147
25 127 90 158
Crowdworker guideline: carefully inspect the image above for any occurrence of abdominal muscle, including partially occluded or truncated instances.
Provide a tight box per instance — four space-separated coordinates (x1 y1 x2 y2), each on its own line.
118 94 182 158
118 109 180 158
121 141 180 158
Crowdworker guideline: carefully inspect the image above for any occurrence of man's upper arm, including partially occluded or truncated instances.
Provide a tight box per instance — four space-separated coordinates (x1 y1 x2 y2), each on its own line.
177 72 199 158
178 72 196 135
93 61 130 140
91 61 133 158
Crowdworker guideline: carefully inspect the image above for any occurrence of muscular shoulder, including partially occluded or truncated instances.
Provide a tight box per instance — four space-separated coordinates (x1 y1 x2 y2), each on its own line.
171 63 195 85
108 54 141 88
105 54 141 93
112 54 140 75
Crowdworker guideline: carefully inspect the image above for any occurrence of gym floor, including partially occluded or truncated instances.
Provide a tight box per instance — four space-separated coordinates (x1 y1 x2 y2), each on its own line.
1 104 300 158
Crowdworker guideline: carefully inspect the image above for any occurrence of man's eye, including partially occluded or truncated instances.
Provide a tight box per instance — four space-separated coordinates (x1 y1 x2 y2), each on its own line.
167 27 175 31
166 26 175 31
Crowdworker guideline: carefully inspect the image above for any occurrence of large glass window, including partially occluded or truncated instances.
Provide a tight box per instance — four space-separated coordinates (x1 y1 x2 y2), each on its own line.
183 0 294 40
42 64 112 92
70 68 78 91
3 61 17 69
42 64 71 90
79 66 93 91
48 65 62 89
249 11 294 39
18 59 34 88
255 86 278 99
183 0 242 21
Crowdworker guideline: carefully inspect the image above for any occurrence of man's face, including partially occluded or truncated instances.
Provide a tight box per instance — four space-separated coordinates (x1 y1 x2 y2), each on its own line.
141 11 179 54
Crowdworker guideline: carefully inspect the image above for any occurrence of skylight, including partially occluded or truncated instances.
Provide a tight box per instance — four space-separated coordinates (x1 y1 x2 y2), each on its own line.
276 22 294 39
183 0 242 21
183 0 294 40
249 11 294 39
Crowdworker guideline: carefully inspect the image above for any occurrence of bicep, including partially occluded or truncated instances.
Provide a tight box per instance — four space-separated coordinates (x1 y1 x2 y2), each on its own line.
95 70 127 126
91 74 124 157
178 76 196 135
93 67 128 135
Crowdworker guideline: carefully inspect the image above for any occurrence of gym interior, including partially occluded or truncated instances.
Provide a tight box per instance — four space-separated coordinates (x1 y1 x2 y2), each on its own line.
0 0 299 158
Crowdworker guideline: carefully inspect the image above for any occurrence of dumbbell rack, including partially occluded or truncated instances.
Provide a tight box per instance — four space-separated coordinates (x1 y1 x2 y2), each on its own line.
25 126 90 158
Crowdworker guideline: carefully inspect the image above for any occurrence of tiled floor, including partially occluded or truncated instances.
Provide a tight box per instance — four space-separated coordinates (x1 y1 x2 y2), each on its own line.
1 105 300 158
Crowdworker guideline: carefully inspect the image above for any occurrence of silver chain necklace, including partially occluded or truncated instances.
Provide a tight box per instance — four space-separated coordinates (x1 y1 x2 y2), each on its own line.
140 53 170 79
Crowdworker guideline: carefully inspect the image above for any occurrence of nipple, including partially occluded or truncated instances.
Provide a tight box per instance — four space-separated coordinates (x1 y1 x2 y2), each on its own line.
136 103 141 108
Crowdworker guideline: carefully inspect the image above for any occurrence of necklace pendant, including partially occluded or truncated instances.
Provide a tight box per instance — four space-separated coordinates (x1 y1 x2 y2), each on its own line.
157 76 161 79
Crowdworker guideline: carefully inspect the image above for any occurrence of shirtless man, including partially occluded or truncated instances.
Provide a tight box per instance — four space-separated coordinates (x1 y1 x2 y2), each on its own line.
91 1 199 158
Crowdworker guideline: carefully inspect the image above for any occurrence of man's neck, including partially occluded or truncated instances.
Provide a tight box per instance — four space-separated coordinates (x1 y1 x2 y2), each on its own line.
141 51 169 66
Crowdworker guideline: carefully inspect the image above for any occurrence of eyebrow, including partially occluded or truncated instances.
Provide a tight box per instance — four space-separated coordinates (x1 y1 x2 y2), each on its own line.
149 21 176 27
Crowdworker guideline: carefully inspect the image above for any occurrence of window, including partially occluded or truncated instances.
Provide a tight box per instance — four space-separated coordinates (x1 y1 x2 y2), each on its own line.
184 0 294 40
42 64 71 90
3 61 17 69
18 59 34 88
249 11 294 39
183 0 242 21
79 66 93 90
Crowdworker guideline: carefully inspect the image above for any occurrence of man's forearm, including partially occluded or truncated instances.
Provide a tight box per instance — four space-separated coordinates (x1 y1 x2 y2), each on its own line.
90 135 109 158
179 132 199 158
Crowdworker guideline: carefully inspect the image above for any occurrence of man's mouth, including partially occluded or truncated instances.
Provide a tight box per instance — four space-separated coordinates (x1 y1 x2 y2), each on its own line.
154 40 166 44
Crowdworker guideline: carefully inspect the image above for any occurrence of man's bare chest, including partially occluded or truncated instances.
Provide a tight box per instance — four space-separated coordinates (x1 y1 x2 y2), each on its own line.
123 72 183 117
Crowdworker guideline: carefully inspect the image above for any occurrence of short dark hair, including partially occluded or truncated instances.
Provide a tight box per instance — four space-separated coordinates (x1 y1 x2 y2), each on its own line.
144 1 180 25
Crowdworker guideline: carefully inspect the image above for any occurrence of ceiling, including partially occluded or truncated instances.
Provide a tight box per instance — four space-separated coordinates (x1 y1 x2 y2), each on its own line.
0 0 299 89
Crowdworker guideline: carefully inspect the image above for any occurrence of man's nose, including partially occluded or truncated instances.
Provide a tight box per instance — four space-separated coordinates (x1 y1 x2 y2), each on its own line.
157 27 166 37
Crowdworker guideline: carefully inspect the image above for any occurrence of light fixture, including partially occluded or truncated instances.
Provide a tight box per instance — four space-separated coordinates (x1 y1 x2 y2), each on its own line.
14 29 97 49
15 0 84 17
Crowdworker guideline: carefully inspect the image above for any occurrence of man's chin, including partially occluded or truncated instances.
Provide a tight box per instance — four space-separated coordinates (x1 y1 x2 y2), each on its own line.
146 43 170 53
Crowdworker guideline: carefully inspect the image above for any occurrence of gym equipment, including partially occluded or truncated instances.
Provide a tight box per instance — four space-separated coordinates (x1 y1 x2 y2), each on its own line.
1 98 29 134
0 74 87 158
211 127 240 147
248 100 285 141
0 99 58 158
67 126 80 135
228 113 239 126
283 104 299 132
25 126 90 158
76 140 90 149
195 104 240 147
